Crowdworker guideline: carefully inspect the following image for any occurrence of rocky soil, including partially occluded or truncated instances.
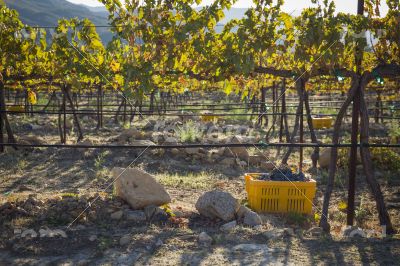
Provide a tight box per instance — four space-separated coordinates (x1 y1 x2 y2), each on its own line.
0 114 399 265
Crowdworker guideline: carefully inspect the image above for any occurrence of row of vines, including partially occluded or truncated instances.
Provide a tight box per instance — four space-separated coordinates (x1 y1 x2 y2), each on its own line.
1 0 399 233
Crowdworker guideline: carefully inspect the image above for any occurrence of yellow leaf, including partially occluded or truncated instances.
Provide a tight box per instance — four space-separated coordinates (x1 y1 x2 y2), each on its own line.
110 60 120 72
97 54 104 65
113 74 124 89
314 213 321 223
223 79 232 95
338 201 347 211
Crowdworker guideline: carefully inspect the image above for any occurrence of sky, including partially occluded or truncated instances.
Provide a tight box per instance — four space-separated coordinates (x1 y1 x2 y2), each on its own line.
66 0 389 16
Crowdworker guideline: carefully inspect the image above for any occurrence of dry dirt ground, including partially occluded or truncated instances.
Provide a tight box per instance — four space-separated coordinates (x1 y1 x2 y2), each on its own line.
0 114 399 265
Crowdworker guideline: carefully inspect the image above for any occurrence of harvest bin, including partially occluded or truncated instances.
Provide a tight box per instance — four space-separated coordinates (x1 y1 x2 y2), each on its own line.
311 116 333 129
244 173 317 214
201 114 217 122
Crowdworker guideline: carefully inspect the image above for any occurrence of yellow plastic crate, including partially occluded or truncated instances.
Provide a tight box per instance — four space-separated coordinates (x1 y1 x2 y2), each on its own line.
201 114 217 122
244 173 317 214
312 116 333 129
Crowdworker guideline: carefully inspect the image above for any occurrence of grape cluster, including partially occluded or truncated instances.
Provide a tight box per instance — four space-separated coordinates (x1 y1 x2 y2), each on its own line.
258 167 307 182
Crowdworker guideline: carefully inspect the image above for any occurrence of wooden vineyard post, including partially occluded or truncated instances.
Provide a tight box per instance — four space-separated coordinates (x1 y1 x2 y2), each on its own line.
97 84 103 129
359 74 395 234
347 0 364 226
63 90 67 144
281 79 290 142
259 87 266 126
320 78 359 232
271 81 276 134
0 85 3 152
24 88 28 113
304 88 319 168
63 85 83 142
281 79 303 165
0 79 16 150
380 93 383 124
149 90 155 115
347 85 360 225
374 92 380 124
299 79 304 172
57 89 67 144
100 84 103 128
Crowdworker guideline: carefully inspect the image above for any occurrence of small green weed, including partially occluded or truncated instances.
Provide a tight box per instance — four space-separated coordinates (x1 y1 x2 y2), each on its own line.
156 172 216 189
355 196 371 227
60 192 79 198
371 148 400 172
177 120 202 143
98 237 113 251
286 212 309 226
95 151 108 169
388 121 400 141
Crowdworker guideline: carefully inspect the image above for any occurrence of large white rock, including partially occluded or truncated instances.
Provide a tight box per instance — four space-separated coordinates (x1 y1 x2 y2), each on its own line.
117 128 143 142
318 148 331 168
195 190 240 221
112 167 171 209
224 136 249 161
243 210 262 227
318 148 362 168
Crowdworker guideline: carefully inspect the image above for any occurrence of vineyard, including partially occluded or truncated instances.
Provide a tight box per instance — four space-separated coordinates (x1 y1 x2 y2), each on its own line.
0 0 400 264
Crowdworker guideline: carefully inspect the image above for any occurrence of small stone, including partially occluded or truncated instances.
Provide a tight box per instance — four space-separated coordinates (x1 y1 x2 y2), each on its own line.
225 136 249 161
217 148 225 156
39 229 48 237
111 210 124 220
349 229 366 238
243 210 262 227
260 161 275 171
89 235 97 241
249 155 263 165
198 232 212 246
233 244 270 252
238 160 247 167
170 148 180 156
77 259 90 266
120 235 131 246
152 208 169 222
21 229 37 238
253 225 263 231
174 210 185 218
125 210 147 222
220 158 235 166
263 229 284 240
53 229 67 238
14 229 22 235
236 205 251 219
185 148 199 155
155 239 163 247
39 229 67 238
164 137 178 145
342 226 366 238
283 228 295 236
220 221 237 232
306 227 323 237
144 205 157 220
75 225 86 230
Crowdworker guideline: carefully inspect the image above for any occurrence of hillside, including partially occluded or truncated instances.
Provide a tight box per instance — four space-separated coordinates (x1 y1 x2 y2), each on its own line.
3 0 112 43
3 0 248 42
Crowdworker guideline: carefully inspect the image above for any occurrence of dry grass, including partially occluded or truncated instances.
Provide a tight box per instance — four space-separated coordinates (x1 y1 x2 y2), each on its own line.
155 172 217 190
10 217 33 228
